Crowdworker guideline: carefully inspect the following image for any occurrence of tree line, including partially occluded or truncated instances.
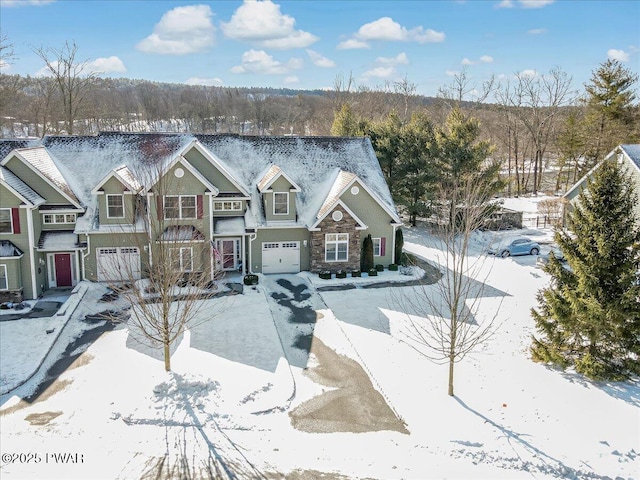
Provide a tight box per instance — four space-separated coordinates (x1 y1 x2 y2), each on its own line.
1 39 638 203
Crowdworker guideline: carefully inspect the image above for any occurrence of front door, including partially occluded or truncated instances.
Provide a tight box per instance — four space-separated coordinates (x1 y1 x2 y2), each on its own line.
54 253 73 287
216 238 240 271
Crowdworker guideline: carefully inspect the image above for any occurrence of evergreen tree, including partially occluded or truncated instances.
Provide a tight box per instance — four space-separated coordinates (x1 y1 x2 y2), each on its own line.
581 59 639 172
394 228 404 265
361 234 374 272
531 158 640 380
330 103 370 136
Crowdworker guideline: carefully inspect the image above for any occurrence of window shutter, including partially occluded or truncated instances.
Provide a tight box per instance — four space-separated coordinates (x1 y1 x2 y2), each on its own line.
156 196 163 220
11 208 20 234
380 237 386 256
197 195 203 219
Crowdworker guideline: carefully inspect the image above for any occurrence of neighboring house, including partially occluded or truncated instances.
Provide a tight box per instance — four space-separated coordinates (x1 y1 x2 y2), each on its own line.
0 133 401 301
564 144 640 223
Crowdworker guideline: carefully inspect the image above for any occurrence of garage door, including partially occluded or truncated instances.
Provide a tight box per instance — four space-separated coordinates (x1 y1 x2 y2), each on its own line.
262 242 300 274
97 247 141 281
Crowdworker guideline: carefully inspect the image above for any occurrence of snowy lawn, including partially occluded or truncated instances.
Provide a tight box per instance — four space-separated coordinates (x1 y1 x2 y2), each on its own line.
0 223 638 479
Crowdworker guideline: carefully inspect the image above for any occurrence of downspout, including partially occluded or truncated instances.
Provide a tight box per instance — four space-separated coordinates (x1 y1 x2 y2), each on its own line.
391 223 398 264
146 192 153 268
24 206 38 299
209 193 214 282
248 232 257 274
82 234 91 281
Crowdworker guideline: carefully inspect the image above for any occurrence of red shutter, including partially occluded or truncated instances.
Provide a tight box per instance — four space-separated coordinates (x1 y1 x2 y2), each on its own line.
11 208 20 234
197 195 203 219
380 237 386 256
156 196 163 220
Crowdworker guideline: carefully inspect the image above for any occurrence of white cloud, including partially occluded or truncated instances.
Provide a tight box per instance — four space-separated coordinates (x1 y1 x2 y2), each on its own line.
461 55 493 66
497 0 553 8
607 49 630 62
362 66 395 79
375 52 409 66
231 49 303 75
519 0 554 7
446 70 459 76
221 0 318 49
461 58 474 65
336 39 370 50
0 0 54 6
0 61 11 73
136 5 216 55
284 76 299 84
527 28 547 35
88 56 126 74
480 55 494 63
355 17 445 43
306 50 336 68
519 69 537 77
185 77 224 86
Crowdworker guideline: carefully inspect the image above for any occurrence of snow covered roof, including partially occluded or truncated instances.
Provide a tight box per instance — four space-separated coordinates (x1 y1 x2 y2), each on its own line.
257 164 301 193
214 217 246 235
0 240 23 258
8 146 81 206
620 144 640 171
158 225 205 242
0 166 46 206
316 170 357 220
0 132 398 230
37 231 81 251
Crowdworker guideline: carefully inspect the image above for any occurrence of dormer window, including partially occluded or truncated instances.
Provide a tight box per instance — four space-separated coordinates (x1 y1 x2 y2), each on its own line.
106 194 125 218
274 192 289 215
43 213 76 224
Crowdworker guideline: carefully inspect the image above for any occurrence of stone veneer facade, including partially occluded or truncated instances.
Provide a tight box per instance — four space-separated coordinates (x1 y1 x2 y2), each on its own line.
310 205 361 273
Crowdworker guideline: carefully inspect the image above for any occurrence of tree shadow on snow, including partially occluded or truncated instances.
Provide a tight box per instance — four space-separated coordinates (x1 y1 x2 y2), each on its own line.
558 370 640 408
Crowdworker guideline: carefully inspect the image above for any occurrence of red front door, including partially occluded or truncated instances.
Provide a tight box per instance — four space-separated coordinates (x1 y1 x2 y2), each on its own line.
54 253 73 287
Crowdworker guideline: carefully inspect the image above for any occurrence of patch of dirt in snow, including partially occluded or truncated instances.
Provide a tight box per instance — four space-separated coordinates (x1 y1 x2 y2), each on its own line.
289 338 408 434
24 410 62 426
268 469 373 480
0 378 72 416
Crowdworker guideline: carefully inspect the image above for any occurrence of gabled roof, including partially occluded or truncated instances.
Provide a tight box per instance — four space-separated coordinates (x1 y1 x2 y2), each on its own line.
310 199 368 231
1 146 82 208
0 240 23 258
315 169 401 224
565 144 640 199
257 164 301 193
0 166 46 207
144 156 219 196
91 165 142 195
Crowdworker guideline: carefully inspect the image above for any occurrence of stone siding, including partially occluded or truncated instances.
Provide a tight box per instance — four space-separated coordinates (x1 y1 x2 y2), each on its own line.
0 289 24 303
310 206 361 273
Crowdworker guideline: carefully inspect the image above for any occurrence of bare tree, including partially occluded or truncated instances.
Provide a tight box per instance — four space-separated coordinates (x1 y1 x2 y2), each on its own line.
33 41 97 134
394 177 500 396
104 161 226 371
437 66 496 109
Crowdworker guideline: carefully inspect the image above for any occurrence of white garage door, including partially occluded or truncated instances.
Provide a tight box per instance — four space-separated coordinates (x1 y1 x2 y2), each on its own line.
262 242 300 274
97 247 141 281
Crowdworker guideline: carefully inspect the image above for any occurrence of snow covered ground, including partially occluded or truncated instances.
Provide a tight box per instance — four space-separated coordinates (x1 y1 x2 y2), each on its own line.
0 220 638 479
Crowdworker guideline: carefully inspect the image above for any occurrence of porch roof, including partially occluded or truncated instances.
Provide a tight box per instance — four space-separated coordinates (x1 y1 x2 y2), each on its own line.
0 240 23 258
214 217 246 236
158 225 205 242
37 231 81 251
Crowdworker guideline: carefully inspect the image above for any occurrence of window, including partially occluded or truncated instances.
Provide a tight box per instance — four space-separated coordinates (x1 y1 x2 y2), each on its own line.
173 247 193 272
0 209 12 234
43 213 76 224
0 265 7 290
273 192 289 215
325 233 349 262
213 201 242 211
164 195 197 219
373 238 381 256
106 194 125 218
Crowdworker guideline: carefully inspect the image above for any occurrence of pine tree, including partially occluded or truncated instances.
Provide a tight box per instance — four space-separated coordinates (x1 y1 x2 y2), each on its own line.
361 234 374 272
394 228 404 265
531 158 640 380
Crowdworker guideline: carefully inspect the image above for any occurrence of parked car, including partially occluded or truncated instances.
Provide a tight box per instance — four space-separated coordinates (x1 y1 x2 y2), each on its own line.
536 247 566 267
488 237 540 258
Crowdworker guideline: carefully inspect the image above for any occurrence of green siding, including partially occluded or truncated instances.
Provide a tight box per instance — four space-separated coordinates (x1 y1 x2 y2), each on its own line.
4 156 70 204
263 178 297 222
84 232 149 280
0 259 22 290
98 177 138 225
250 228 310 273
183 147 243 194
340 180 396 266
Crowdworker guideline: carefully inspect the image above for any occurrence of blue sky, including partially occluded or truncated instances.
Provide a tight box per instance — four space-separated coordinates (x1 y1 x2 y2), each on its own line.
1 0 638 98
